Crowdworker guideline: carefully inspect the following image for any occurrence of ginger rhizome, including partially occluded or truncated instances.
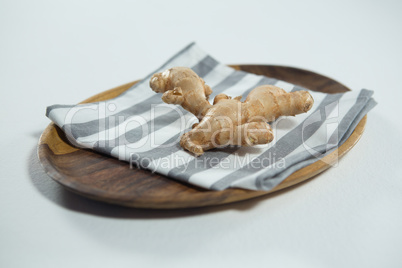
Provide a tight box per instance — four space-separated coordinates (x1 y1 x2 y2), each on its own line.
150 67 314 156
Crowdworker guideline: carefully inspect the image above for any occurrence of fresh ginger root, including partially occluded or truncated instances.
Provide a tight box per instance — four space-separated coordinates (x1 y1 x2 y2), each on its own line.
150 67 314 156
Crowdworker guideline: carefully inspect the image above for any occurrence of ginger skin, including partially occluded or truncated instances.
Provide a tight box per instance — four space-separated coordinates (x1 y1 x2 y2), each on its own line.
150 67 314 156
149 67 212 120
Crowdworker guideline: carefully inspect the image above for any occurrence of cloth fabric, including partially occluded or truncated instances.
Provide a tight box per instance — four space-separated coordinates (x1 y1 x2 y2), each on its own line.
46 43 376 191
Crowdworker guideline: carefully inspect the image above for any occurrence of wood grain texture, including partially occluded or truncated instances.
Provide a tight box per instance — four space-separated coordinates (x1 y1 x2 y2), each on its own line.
38 65 367 209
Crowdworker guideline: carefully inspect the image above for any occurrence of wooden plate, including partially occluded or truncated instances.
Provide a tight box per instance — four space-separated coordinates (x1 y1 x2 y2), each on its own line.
38 65 367 209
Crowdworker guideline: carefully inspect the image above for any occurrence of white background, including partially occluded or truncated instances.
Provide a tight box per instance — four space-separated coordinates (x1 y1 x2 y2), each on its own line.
1 0 402 267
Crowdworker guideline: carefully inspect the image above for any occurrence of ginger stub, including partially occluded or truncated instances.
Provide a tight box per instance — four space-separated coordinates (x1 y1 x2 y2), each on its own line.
150 67 314 156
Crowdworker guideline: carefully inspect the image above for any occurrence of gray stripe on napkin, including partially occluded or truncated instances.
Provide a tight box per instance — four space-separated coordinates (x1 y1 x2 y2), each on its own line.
95 109 182 155
338 97 376 146
132 135 184 167
209 70 248 100
328 89 374 145
191 55 220 78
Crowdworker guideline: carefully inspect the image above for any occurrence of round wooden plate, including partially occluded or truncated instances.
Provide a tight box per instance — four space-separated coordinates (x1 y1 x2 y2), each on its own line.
38 65 367 209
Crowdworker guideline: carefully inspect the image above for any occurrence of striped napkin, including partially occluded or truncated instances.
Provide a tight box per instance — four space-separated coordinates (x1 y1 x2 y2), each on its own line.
46 43 376 191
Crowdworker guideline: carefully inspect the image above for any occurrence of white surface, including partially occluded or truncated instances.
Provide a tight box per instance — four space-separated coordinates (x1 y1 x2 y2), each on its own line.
1 0 401 267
